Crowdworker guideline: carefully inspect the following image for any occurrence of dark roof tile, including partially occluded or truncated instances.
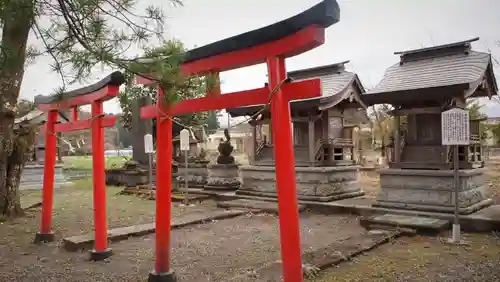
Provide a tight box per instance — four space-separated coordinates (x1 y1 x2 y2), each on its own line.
367 51 491 94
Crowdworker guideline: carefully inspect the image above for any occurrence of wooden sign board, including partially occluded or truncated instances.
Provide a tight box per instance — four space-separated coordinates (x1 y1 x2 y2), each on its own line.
180 129 190 151
441 108 470 146
144 134 154 154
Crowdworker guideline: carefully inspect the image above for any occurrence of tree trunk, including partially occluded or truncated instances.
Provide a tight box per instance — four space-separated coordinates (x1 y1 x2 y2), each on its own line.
0 0 35 216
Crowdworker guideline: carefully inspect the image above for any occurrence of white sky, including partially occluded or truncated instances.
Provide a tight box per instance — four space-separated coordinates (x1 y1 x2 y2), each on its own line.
19 0 500 125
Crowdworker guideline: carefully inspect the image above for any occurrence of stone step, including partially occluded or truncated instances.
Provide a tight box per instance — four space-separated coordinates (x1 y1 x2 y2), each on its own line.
360 213 450 234
217 199 306 213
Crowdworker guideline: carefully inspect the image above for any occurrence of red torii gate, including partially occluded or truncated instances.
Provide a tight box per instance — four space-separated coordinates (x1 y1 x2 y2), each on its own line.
33 72 126 261
139 1 339 280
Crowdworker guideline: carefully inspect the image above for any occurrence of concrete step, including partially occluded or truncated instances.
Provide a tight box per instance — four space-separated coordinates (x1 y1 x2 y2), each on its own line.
360 213 450 234
217 199 306 213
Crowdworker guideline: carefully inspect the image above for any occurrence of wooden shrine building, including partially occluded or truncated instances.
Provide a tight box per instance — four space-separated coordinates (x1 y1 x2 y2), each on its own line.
363 38 497 170
228 61 369 167
361 38 498 214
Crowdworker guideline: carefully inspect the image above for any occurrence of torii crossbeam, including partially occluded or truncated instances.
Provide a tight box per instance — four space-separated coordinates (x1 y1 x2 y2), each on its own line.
138 1 340 281
33 72 125 261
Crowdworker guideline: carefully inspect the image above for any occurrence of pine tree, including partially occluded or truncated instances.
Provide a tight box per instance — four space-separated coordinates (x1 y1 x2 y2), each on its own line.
0 0 191 216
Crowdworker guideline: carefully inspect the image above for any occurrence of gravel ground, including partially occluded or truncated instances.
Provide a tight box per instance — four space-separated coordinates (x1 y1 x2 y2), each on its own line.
483 159 500 204
312 160 500 282
0 211 365 282
2 178 366 282
18 212 361 282
4 161 500 281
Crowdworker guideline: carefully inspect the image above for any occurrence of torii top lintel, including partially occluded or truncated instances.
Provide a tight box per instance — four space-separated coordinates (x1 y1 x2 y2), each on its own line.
34 71 126 111
138 0 339 78
137 0 340 118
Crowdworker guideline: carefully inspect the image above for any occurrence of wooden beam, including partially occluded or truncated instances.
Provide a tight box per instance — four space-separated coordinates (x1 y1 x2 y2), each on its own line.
140 79 321 119
53 116 117 132
181 25 324 75
37 85 120 111
308 119 315 165
393 115 401 163
136 25 324 84
390 107 442 116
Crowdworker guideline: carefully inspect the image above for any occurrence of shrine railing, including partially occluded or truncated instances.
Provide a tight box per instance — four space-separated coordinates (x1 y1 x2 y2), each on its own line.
255 140 268 157
395 132 406 163
470 134 480 142
327 138 353 146
314 138 325 162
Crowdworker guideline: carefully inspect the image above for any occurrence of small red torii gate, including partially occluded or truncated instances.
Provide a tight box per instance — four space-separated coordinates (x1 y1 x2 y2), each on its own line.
138 24 329 282
33 72 126 261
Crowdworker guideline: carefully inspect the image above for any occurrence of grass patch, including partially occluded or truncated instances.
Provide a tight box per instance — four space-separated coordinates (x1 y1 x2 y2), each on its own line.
311 233 500 282
62 155 130 170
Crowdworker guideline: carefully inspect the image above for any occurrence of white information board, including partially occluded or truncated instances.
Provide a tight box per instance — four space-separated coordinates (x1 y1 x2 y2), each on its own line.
180 129 190 151
441 108 470 145
144 134 154 154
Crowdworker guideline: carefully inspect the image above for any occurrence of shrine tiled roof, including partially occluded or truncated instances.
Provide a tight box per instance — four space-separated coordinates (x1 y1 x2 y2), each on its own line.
287 61 364 101
362 37 498 105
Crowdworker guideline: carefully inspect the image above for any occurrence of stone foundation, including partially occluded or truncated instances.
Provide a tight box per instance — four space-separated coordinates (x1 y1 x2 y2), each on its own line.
105 169 148 186
204 164 240 191
21 164 71 190
237 165 364 202
374 168 492 214
176 162 209 188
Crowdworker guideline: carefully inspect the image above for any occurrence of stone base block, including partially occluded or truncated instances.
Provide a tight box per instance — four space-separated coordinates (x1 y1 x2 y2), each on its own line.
105 169 148 186
237 165 364 202
374 168 493 214
204 164 240 191
148 271 177 282
177 163 208 188
89 248 112 261
34 232 55 244
21 164 71 190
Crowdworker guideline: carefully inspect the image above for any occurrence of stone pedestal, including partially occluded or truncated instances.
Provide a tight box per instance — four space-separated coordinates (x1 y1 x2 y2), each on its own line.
20 164 71 190
374 168 492 214
237 165 364 202
105 161 148 186
204 164 240 191
176 162 208 188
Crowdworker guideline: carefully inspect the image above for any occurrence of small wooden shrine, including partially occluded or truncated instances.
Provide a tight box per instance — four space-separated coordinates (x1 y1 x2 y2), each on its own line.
228 61 369 167
14 109 70 189
227 61 369 202
362 38 498 214
15 109 69 163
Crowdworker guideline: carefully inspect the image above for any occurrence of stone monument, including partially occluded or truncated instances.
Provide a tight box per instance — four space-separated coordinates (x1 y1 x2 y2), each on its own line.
204 129 241 191
132 96 153 166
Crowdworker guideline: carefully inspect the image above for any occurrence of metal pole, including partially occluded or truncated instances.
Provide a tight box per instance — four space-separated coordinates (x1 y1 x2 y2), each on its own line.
148 152 153 194
184 150 189 205
452 144 461 243
117 127 121 157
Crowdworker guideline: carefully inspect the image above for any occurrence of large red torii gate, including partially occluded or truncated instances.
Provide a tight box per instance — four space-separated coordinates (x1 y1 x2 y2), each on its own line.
33 72 126 261
139 1 340 281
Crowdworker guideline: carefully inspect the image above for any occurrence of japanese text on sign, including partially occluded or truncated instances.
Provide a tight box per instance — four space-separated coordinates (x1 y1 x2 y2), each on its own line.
441 108 470 145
